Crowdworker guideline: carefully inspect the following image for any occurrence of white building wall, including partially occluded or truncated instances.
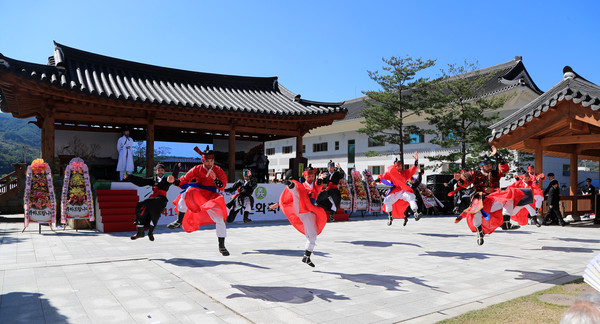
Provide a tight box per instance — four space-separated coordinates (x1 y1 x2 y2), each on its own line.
265 86 577 186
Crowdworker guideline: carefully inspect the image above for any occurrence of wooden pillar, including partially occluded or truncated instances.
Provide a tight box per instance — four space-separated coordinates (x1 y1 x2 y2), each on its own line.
570 153 578 196
146 123 155 177
228 126 236 182
42 106 55 165
570 152 578 218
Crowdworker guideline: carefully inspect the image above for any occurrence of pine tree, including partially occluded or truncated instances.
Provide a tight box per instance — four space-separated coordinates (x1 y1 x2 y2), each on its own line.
425 61 508 171
358 56 436 166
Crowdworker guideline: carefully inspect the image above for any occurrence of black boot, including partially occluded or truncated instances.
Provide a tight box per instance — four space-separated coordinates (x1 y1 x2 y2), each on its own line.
387 212 393 226
218 237 230 256
226 209 237 223
167 212 185 229
501 215 520 230
130 226 145 240
559 216 567 226
476 225 484 245
532 216 541 228
414 211 423 221
302 250 315 267
328 211 335 223
243 211 252 223
454 215 463 223
403 216 409 226
148 225 155 241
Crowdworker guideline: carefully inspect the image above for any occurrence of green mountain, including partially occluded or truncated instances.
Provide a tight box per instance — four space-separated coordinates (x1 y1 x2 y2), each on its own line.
0 113 41 177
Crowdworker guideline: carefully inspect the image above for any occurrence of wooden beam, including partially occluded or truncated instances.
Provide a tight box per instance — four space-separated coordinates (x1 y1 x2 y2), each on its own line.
523 138 540 150
491 110 569 148
540 134 600 146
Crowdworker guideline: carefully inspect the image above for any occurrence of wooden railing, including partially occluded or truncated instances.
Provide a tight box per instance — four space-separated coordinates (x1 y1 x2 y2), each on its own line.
0 171 19 195
540 195 596 219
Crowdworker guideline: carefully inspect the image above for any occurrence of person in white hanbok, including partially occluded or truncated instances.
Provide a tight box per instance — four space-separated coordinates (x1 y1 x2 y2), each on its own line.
116 128 134 180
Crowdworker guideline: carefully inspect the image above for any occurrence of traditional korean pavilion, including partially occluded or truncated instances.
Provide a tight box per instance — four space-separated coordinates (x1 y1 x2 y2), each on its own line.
0 42 346 180
489 66 600 217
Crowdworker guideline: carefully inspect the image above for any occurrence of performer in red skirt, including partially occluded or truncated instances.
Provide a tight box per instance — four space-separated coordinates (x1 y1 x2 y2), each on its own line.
525 165 546 216
377 152 422 226
168 149 230 256
269 165 327 267
456 146 526 231
507 172 544 227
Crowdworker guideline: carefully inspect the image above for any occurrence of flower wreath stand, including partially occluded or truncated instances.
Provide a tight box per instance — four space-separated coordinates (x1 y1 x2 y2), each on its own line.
23 159 56 233
61 157 95 231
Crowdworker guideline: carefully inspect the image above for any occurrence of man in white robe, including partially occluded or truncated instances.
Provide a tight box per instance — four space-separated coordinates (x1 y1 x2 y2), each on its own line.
116 128 134 180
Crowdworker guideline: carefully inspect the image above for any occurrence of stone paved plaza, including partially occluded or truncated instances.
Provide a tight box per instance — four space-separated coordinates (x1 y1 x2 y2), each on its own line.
0 214 597 323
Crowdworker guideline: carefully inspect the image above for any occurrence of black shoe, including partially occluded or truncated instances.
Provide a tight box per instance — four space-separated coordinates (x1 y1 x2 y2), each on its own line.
502 215 520 230
218 237 230 256
302 250 315 267
476 226 484 245
130 227 145 240
243 218 252 223
533 217 541 228
454 216 463 224
403 217 409 226
148 226 155 241
414 212 423 221
167 221 181 229
387 213 393 226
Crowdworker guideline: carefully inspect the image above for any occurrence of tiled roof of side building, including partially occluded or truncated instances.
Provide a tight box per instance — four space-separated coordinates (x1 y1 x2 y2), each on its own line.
489 66 600 141
0 42 346 117
338 57 542 121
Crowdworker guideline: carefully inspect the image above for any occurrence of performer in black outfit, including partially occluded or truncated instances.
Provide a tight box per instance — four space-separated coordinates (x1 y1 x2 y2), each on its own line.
543 179 566 226
316 161 345 222
404 171 425 226
225 169 257 223
124 163 180 241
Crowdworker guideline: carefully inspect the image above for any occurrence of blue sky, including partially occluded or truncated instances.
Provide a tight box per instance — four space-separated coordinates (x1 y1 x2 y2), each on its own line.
2 1 599 156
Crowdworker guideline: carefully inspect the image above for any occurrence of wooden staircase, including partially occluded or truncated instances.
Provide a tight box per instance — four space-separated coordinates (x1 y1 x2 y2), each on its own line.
95 189 138 232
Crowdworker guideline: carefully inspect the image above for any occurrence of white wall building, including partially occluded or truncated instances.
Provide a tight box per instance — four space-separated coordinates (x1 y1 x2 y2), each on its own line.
265 57 574 189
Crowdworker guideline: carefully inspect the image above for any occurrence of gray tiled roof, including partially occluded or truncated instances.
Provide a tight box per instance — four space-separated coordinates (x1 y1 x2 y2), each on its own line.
0 42 345 117
489 66 600 141
339 57 542 121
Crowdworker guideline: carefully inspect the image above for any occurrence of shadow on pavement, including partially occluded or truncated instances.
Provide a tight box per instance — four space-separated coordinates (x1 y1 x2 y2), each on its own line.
0 236 25 244
227 284 350 303
417 233 471 238
549 237 600 244
315 270 445 292
241 249 329 258
506 269 572 283
419 250 521 260
153 257 269 269
537 246 600 253
337 240 421 248
0 215 24 223
0 292 69 323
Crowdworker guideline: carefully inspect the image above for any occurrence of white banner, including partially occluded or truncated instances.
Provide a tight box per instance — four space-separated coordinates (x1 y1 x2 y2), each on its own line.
109 182 288 225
